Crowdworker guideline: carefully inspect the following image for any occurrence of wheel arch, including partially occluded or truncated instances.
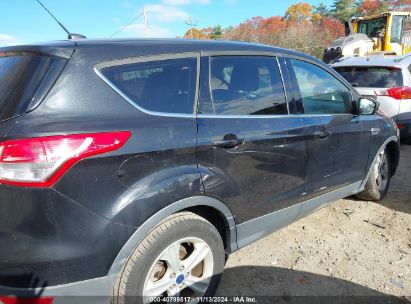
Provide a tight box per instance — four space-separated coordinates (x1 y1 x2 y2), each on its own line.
108 196 237 276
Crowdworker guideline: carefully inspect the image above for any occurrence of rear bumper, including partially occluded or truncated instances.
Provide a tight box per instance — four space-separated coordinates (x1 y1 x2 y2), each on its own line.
397 100 411 139
398 122 411 139
393 114 411 139
0 185 135 289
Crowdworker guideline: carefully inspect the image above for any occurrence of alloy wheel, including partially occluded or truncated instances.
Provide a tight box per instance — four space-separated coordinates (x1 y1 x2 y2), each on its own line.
143 237 214 301
375 151 389 192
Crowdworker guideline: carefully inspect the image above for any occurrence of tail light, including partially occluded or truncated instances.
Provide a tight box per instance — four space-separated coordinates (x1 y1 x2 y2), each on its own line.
375 86 411 100
0 296 54 304
0 131 131 188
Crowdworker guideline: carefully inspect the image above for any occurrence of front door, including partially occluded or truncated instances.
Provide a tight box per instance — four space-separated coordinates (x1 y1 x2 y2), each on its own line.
285 58 370 205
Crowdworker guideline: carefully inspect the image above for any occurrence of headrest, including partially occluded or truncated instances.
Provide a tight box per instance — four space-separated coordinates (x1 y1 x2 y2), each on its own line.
229 63 260 92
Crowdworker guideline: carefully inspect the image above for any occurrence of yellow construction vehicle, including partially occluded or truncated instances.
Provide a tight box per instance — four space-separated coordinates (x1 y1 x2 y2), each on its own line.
323 11 411 63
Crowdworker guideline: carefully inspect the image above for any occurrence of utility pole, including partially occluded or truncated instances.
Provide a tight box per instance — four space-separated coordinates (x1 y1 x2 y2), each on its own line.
110 11 144 38
143 7 149 38
185 17 198 39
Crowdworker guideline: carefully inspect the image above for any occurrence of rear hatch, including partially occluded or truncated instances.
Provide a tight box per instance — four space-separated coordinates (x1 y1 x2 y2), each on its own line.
333 65 404 117
0 42 74 137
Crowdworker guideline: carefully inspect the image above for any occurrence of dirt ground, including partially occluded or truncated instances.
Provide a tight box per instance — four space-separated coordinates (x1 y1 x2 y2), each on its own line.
217 145 411 302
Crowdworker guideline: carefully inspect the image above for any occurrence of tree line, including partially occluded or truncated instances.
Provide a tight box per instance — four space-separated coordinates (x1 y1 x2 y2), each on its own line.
183 0 411 58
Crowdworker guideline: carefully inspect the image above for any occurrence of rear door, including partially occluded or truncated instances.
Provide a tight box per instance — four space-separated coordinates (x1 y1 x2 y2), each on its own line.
196 54 306 232
285 58 371 207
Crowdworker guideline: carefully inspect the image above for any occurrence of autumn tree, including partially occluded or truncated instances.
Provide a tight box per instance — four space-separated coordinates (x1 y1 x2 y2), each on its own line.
183 28 208 39
257 16 287 45
198 2 346 58
387 0 411 10
223 16 265 43
284 2 313 22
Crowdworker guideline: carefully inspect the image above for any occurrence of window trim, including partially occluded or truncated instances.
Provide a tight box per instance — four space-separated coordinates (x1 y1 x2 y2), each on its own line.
199 53 289 117
94 52 200 118
286 57 355 116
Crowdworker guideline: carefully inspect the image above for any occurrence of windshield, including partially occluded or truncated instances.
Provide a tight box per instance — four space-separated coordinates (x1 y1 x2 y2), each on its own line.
0 55 56 121
334 66 403 88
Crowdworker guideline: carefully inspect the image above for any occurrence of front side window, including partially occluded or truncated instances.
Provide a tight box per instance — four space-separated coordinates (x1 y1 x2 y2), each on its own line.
202 56 287 115
290 59 352 115
100 57 197 114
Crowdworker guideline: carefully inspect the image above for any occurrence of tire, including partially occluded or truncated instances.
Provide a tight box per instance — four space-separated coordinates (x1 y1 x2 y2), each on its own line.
356 148 391 201
112 212 225 304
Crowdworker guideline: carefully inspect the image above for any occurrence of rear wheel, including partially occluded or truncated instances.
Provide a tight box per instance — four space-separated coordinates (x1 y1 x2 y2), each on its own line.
113 212 225 304
356 148 391 201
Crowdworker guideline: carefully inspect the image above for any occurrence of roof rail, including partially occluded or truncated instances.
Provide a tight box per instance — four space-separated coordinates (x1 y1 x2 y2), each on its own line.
394 53 411 62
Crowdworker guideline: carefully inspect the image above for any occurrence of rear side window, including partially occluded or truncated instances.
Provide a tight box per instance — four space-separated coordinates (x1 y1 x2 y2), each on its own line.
0 55 57 121
202 56 287 115
334 66 403 88
100 58 197 114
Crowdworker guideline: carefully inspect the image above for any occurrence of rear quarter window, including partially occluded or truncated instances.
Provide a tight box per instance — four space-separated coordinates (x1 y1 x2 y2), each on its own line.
99 57 198 114
0 54 60 121
334 66 403 88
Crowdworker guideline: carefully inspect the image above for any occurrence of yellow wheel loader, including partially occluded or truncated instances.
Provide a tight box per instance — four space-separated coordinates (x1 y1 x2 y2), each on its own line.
323 11 411 63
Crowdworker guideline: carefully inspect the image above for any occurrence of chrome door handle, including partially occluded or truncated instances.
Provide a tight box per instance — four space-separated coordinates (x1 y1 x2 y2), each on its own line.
213 138 244 149
371 127 380 135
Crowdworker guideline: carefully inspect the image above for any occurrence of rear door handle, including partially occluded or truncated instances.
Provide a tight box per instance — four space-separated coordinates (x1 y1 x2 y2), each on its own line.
313 128 331 139
213 137 244 149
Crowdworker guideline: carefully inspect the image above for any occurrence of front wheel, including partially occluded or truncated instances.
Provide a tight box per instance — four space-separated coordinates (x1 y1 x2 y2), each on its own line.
356 148 391 201
113 212 225 304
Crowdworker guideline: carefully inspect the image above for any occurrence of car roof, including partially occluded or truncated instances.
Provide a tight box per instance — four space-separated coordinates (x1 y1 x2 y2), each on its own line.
1 38 319 63
331 55 411 69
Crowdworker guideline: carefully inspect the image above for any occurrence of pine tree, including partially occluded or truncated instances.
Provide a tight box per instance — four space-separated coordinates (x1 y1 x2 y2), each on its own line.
331 0 359 22
313 3 331 17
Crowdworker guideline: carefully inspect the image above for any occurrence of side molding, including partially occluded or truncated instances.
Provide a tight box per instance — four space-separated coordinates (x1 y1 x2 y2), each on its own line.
108 196 237 276
236 203 302 249
236 180 363 249
298 181 362 219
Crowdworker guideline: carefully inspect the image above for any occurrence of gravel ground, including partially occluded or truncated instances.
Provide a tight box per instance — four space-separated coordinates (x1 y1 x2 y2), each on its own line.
217 145 411 302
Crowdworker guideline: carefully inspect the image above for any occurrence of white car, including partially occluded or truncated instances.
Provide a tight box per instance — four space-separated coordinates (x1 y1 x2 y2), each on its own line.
332 55 411 141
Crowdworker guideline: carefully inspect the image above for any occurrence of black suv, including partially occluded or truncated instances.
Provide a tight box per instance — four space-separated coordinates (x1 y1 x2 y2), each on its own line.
0 39 400 303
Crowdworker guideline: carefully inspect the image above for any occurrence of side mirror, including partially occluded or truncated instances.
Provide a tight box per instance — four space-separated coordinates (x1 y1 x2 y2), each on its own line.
359 98 379 115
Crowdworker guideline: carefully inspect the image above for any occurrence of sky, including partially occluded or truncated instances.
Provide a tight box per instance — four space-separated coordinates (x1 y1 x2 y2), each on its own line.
0 0 334 46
